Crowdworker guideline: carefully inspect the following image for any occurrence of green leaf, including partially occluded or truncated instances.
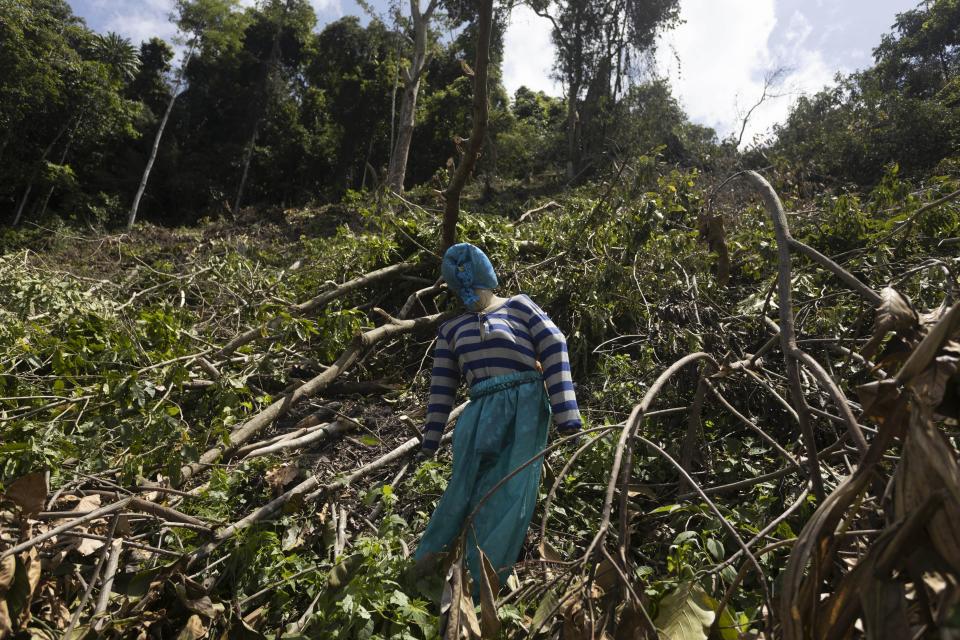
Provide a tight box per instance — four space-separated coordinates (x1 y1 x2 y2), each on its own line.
705 538 724 562
649 503 682 515
531 587 560 632
653 583 714 640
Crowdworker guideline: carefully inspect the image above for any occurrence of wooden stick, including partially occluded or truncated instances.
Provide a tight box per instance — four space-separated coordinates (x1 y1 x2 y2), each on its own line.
243 421 354 459
63 513 120 638
93 538 123 622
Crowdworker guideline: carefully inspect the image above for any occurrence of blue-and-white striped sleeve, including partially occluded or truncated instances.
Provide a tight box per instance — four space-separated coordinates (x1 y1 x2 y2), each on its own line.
422 328 459 451
525 299 582 430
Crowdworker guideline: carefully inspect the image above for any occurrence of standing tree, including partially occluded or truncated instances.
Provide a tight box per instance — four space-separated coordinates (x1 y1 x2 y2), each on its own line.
233 0 315 215
528 0 679 179
385 0 440 193
127 0 216 231
440 0 493 250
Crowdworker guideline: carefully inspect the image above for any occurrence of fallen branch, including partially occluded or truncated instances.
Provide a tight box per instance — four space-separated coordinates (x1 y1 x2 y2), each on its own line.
177 310 446 486
215 262 415 358
743 170 827 498
518 201 560 224
244 420 354 459
186 401 467 565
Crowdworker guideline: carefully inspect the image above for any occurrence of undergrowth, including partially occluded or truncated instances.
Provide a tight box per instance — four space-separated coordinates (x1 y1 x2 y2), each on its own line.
1 158 959 637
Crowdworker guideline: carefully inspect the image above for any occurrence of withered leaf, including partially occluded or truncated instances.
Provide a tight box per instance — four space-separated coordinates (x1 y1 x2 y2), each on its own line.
176 614 207 640
0 556 14 593
265 464 299 495
0 599 11 639
3 471 49 517
478 549 500 638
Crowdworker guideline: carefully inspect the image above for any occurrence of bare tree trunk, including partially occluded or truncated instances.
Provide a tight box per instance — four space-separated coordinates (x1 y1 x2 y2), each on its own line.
385 0 439 193
233 123 259 216
12 124 68 226
12 183 33 227
37 133 75 220
440 0 493 251
128 47 193 231
565 79 580 180
234 8 284 217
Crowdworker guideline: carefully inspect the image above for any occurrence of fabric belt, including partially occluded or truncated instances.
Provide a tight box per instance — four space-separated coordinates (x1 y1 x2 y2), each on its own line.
468 370 543 400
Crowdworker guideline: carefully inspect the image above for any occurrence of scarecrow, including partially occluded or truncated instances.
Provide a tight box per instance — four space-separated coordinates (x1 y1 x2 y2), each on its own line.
415 242 582 589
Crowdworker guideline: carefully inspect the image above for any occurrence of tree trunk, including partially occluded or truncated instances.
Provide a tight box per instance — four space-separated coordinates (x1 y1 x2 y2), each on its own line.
37 133 75 220
11 124 68 226
385 0 438 193
234 11 284 217
565 78 580 180
12 183 33 227
440 0 493 251
128 47 193 231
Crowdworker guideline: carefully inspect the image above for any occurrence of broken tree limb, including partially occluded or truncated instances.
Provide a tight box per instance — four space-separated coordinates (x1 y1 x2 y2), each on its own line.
215 262 416 358
187 401 467 565
518 200 561 224
792 349 869 454
398 278 444 319
742 170 826 500
93 538 123 623
244 420 354 459
233 419 333 458
177 311 446 486
187 431 452 566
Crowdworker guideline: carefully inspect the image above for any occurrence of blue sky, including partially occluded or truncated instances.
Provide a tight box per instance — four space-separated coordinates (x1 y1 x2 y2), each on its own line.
71 0 919 143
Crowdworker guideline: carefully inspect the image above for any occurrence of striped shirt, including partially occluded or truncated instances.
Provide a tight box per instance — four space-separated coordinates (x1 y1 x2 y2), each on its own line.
422 294 582 451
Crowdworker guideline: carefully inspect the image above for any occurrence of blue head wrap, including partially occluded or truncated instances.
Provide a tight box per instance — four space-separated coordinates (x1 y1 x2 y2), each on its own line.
441 243 498 308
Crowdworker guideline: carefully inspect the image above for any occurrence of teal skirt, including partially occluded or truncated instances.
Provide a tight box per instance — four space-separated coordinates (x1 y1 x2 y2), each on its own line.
414 370 551 591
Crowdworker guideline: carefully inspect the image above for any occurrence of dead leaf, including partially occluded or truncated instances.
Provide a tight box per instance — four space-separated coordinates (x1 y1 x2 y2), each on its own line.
561 595 593 640
76 493 102 513
538 539 563 563
0 556 14 593
0 599 11 639
442 555 465 640
265 464 298 495
177 614 207 640
3 471 49 517
595 557 620 594
175 581 224 619
478 550 500 638
615 602 655 640
73 530 106 556
862 288 920 359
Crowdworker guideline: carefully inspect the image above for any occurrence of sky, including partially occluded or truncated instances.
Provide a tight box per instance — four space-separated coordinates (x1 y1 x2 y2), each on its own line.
71 0 919 144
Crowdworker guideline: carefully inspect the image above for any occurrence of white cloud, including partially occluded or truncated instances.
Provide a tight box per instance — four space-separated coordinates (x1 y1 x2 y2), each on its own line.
92 0 344 49
657 0 838 146
502 5 561 99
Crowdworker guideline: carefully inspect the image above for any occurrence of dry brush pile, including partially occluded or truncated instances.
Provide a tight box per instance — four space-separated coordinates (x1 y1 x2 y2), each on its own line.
1 166 960 639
